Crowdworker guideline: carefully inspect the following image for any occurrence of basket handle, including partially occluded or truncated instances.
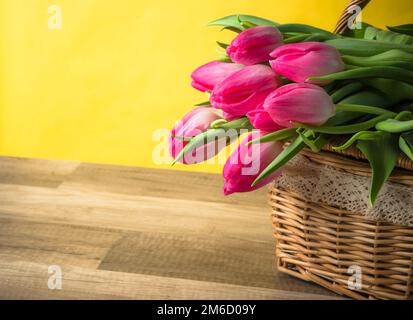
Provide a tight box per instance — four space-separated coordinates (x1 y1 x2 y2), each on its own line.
334 0 371 34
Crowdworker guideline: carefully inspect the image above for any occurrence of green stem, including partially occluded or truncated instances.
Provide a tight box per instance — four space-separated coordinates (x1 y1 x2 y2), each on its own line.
210 119 228 129
375 119 413 133
332 131 384 151
240 20 257 29
295 114 393 134
282 33 331 44
399 135 413 161
326 38 413 56
335 103 396 116
342 50 413 71
330 82 364 103
214 117 252 130
395 111 413 120
283 34 310 44
248 128 297 144
251 136 306 186
309 66 413 84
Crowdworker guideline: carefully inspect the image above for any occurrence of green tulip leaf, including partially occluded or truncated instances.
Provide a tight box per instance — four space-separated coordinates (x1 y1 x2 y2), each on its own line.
172 129 221 165
362 26 379 40
335 89 394 110
343 49 413 63
325 90 396 129
276 24 335 38
364 26 413 44
309 66 413 85
218 117 253 130
302 33 332 42
296 129 327 152
399 131 413 161
387 24 413 36
220 26 242 33
251 136 306 186
342 50 413 71
282 33 313 44
357 134 399 207
332 131 384 151
284 33 333 43
194 101 211 106
248 128 297 144
326 38 413 56
240 20 257 29
208 15 278 31
361 78 413 102
216 41 229 49
172 128 240 165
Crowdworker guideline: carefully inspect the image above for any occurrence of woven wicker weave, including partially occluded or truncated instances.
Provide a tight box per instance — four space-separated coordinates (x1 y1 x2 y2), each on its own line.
269 0 413 300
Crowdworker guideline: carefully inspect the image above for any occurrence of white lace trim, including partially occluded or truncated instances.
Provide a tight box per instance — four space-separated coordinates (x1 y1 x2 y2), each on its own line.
273 154 413 227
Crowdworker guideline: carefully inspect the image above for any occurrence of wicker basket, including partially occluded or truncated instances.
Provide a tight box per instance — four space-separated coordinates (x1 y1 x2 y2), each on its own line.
269 0 413 300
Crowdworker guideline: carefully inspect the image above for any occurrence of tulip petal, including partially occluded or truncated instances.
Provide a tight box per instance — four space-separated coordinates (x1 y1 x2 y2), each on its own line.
227 26 283 65
191 61 243 92
263 83 335 128
223 132 283 195
269 42 344 85
211 65 282 119
247 105 284 132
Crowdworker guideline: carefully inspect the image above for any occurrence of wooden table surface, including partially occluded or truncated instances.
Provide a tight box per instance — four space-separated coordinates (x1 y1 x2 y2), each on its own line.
0 156 341 299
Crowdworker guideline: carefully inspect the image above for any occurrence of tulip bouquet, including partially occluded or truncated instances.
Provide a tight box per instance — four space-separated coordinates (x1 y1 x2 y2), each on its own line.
169 15 413 206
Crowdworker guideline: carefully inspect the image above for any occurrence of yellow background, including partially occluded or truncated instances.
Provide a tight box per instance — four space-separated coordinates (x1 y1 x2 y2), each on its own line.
1 0 412 173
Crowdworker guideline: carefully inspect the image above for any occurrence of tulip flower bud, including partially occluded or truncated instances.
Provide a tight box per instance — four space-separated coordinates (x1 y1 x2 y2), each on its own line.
227 26 283 65
169 107 224 164
246 104 285 132
223 132 283 195
191 61 243 92
211 64 282 120
263 83 335 128
269 42 344 85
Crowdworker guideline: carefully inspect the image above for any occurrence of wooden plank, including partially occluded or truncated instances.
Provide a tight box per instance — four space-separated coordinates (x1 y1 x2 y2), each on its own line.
0 260 341 300
0 156 342 299
99 232 335 296
0 156 79 188
0 184 273 239
61 163 268 207
0 217 122 269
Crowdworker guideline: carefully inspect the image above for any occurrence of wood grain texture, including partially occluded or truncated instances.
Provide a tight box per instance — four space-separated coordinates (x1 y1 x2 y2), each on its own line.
0 156 342 299
0 217 122 269
0 157 79 188
62 163 269 206
0 260 341 300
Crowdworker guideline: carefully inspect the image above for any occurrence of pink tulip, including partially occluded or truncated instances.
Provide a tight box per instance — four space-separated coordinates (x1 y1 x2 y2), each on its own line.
191 61 243 92
269 42 344 85
263 83 335 128
226 26 283 65
169 107 224 164
211 65 282 120
223 132 283 195
247 104 285 132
